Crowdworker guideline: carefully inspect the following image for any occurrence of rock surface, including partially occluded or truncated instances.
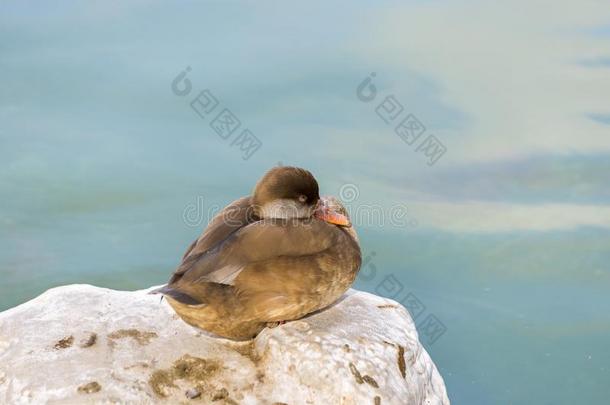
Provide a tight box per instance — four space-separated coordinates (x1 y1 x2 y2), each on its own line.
0 285 449 404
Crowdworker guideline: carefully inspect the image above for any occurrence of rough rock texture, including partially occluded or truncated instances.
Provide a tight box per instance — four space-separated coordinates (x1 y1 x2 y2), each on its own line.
0 285 449 404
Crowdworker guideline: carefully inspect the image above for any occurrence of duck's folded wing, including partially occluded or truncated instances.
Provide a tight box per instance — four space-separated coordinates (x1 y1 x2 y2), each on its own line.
171 196 257 283
173 219 337 286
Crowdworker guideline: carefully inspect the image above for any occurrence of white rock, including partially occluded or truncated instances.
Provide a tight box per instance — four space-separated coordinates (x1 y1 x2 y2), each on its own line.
0 285 449 404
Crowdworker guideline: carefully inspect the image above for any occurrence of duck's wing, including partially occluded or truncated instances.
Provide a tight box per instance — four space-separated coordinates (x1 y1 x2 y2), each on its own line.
171 196 257 283
172 219 338 288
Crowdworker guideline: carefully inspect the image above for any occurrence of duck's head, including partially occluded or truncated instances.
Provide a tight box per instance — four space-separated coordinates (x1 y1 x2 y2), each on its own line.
253 166 320 220
252 166 350 226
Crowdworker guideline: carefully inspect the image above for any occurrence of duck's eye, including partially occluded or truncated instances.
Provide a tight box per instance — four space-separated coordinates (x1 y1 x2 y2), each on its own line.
298 194 307 203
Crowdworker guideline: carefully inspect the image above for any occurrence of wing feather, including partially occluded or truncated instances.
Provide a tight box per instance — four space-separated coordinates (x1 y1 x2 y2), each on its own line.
170 196 257 284
172 219 337 287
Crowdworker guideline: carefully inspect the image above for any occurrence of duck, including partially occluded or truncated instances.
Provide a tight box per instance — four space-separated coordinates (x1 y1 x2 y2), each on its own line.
152 166 361 340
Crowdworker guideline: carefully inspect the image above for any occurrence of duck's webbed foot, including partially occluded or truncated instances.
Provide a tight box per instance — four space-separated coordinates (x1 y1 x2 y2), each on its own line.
265 320 287 329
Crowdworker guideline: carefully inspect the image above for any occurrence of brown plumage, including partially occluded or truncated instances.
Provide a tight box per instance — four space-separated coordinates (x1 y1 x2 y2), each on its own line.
153 166 361 340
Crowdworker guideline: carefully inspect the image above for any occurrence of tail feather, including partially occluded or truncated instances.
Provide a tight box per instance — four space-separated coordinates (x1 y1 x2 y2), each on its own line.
149 285 203 306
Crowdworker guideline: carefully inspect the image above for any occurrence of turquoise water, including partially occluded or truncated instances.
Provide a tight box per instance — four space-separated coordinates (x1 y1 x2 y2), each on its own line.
2 2 610 404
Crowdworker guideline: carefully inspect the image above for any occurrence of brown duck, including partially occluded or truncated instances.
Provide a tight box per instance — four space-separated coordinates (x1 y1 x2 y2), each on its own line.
153 166 361 340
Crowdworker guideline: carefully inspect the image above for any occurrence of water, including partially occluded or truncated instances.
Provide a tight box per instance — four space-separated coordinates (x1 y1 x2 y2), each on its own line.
1 2 609 404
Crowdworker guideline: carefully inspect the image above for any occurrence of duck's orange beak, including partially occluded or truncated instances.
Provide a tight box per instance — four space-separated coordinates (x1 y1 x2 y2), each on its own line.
314 204 351 227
